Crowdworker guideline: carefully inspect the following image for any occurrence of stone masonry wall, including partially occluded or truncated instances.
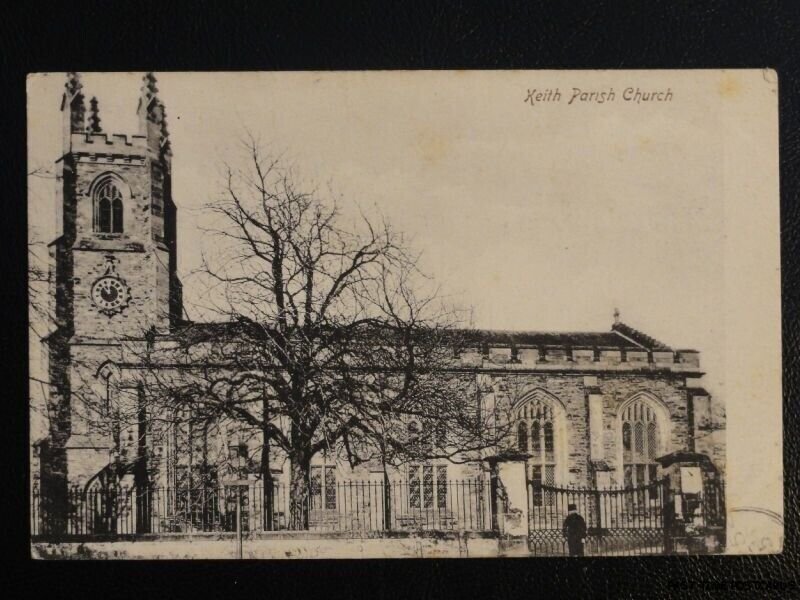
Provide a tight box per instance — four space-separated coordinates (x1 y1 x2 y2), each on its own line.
486 371 691 487
63 342 123 486
72 160 149 244
50 360 696 490
71 248 171 340
596 373 690 486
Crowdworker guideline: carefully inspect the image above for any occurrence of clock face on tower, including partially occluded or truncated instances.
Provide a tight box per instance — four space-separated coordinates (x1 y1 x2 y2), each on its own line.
91 275 131 316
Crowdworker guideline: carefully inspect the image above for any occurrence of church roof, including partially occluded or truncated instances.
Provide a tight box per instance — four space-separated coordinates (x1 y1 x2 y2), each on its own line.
461 320 677 351
171 319 677 352
464 328 670 350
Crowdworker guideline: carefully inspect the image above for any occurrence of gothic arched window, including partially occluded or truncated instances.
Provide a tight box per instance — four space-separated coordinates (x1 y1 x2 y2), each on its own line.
647 422 657 460
621 398 661 488
544 422 554 456
515 396 560 506
95 180 123 234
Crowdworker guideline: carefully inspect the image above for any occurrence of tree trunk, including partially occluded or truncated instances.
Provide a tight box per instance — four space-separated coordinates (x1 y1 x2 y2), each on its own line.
135 386 151 534
289 451 311 530
261 432 274 530
261 394 274 530
383 457 392 531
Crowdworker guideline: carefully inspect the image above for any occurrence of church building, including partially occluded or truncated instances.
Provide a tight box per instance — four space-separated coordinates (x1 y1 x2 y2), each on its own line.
35 73 725 535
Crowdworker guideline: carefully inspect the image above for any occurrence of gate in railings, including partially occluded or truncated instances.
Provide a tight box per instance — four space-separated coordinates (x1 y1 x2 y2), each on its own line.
527 478 669 556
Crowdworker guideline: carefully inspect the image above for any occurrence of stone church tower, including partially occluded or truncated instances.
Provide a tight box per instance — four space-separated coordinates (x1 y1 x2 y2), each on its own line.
40 73 182 515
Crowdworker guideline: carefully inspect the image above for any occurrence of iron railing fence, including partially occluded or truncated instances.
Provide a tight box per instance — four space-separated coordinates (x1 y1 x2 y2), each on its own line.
527 478 670 556
31 479 490 537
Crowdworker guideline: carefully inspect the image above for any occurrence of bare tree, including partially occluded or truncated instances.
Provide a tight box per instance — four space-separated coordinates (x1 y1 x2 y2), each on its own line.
29 166 60 453
131 136 510 528
28 166 56 336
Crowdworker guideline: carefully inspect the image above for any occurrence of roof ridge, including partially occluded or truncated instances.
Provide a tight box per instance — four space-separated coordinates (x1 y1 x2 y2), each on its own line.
610 328 648 350
467 327 624 335
611 321 672 350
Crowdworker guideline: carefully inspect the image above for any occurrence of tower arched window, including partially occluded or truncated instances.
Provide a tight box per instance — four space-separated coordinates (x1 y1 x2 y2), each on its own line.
112 197 123 233
98 197 111 232
95 180 124 234
621 398 661 488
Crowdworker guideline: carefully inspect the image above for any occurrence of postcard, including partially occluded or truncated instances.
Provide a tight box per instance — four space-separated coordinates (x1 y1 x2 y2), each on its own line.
28 70 781 558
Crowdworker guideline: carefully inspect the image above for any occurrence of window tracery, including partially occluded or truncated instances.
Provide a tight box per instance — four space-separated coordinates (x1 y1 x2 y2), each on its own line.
94 179 124 234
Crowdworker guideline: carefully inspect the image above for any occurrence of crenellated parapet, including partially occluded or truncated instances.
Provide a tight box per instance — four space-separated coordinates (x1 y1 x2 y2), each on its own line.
456 345 701 373
67 132 148 163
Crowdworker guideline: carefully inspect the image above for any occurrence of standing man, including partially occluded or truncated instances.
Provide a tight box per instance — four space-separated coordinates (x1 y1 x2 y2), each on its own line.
562 503 587 556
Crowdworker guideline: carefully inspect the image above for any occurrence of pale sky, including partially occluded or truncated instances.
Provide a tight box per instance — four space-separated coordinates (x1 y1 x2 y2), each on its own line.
28 71 727 395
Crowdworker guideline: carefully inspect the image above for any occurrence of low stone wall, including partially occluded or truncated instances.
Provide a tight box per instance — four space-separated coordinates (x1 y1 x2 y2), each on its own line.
31 532 530 560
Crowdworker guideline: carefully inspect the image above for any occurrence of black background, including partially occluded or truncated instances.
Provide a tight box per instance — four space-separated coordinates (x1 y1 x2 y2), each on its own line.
3 1 799 598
